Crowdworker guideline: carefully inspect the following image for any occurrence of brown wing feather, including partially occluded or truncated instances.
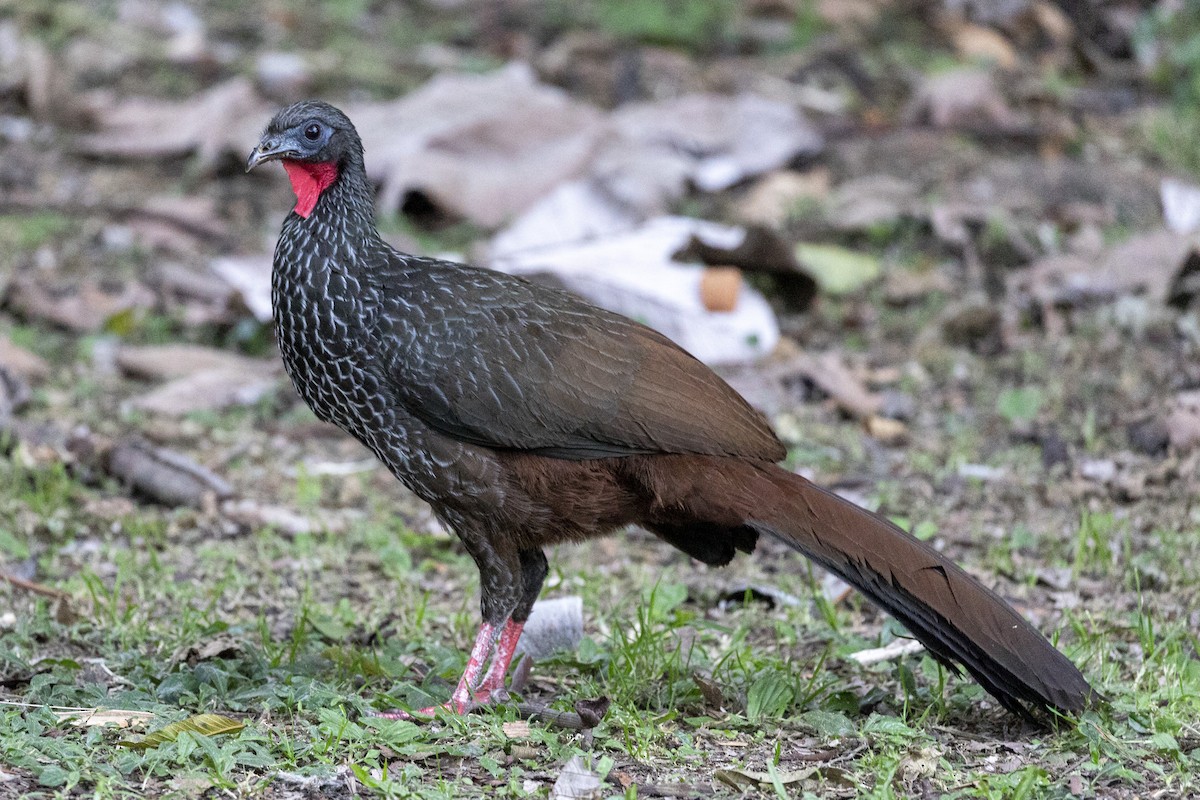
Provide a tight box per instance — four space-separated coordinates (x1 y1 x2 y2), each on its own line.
378 258 784 462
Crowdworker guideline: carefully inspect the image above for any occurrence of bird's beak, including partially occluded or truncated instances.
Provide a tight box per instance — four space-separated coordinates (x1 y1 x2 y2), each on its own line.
245 137 297 172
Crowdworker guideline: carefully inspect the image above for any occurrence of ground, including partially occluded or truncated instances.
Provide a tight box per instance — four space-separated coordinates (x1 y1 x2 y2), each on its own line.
1 1 1199 798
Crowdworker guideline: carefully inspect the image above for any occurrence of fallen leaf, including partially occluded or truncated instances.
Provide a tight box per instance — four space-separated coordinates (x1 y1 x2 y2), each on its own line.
821 572 853 605
714 765 818 790
169 634 243 668
221 499 353 538
692 673 726 708
502 720 531 739
572 697 610 728
118 713 245 750
734 168 831 228
54 708 154 729
947 21 1018 69
905 68 1024 132
347 64 605 227
1166 390 1200 451
550 755 603 800
1161 178 1200 235
117 344 270 382
6 275 156 333
1014 232 1196 316
865 415 908 444
608 92 824 195
0 337 50 381
795 243 881 295
209 255 274 322
827 175 919 232
126 363 280 416
76 78 267 170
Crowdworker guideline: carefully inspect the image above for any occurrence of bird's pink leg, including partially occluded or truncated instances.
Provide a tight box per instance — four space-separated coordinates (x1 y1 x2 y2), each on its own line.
474 619 525 700
447 621 502 711
374 622 498 719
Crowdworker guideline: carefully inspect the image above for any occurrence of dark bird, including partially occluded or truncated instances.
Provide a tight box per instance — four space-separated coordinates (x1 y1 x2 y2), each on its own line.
247 101 1094 722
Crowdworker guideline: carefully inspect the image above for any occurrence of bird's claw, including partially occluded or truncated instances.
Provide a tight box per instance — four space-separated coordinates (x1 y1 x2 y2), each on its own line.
371 688 508 722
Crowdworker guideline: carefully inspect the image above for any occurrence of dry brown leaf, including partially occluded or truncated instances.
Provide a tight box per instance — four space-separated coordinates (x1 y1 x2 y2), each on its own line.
124 194 231 253
606 92 823 200
209 254 274 322
126 363 280 416
828 175 919 232
221 498 353 538
502 720 531 739
54 708 154 729
1166 391 1200 452
865 414 908 444
947 21 1018 69
76 78 267 170
170 634 243 668
551 755 603 800
346 64 605 227
6 276 156 333
734 167 831 227
817 0 888 26
0 337 49 382
1015 233 1195 314
117 344 268 382
821 572 854 605
151 263 242 327
906 68 1023 131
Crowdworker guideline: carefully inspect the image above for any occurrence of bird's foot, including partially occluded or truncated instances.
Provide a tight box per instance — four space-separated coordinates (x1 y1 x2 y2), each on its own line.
370 619 525 722
371 687 509 721
370 702 461 721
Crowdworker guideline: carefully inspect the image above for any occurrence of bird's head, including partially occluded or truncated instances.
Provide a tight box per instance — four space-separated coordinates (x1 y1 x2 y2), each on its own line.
246 101 362 218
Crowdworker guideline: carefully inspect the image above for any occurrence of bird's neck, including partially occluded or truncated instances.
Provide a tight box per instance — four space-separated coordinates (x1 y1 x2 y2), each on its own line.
282 160 338 218
284 160 380 250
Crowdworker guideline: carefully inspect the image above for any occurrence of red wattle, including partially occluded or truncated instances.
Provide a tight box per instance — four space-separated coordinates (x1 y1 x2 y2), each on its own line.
281 160 338 218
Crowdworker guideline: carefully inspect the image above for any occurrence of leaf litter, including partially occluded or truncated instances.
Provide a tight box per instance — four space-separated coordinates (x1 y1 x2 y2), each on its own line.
0 1 1199 798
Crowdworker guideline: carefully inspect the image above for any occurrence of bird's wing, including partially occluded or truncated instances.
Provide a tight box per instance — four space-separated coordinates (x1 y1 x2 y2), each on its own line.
371 258 785 462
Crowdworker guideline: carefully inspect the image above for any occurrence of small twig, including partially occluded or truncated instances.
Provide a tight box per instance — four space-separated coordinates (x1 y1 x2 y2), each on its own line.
511 702 590 730
0 573 69 600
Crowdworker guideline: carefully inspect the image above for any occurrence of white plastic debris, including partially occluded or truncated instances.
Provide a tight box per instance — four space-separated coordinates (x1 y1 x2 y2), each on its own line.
490 216 781 365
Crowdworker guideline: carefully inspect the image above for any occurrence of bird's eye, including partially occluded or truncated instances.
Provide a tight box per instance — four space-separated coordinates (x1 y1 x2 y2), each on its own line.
304 124 321 141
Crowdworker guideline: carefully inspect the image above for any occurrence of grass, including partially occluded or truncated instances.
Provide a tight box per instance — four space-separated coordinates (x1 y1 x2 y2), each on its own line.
1 263 1194 797
1 5 1198 793
2 357 1199 799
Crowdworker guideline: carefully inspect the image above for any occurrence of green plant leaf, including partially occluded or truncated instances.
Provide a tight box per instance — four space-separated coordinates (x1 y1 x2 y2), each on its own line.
795 243 881 295
745 673 793 721
996 386 1043 424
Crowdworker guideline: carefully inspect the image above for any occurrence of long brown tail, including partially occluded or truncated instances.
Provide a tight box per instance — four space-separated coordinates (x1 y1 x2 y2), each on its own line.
749 464 1094 718
637 456 1096 719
